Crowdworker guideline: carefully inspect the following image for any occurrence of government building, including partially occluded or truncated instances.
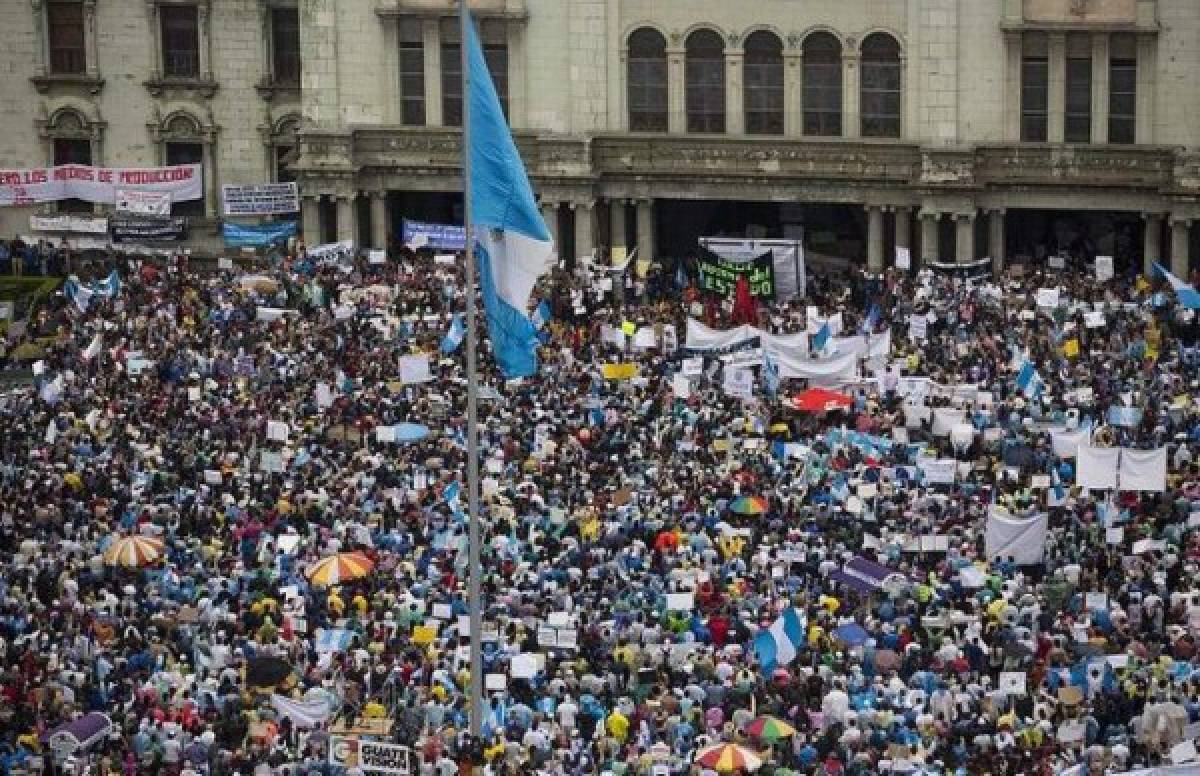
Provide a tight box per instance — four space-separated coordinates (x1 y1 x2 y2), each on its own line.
2 0 1199 276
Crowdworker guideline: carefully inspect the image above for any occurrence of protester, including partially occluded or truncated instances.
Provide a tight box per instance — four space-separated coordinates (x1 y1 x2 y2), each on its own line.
0 241 1198 776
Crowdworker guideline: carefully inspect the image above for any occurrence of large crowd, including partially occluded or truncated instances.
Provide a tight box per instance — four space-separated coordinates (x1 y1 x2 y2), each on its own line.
0 236 1199 776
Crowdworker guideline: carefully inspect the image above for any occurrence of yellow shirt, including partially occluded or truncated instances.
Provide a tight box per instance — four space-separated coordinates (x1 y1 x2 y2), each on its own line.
606 710 630 741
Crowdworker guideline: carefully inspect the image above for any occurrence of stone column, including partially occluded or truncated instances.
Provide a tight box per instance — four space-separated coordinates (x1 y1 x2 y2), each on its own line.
919 210 939 265
725 45 744 135
894 206 911 263
783 46 802 138
423 18 443 126
866 206 884 273
636 199 655 261
203 143 218 219
370 192 388 250
956 212 976 264
1143 212 1162 278
842 47 861 139
506 21 527 128
1003 31 1022 141
1170 216 1191 279
574 201 595 264
336 195 356 244
540 201 559 247
667 46 686 134
1091 32 1110 145
197 2 213 82
988 209 1006 276
1047 33 1066 143
301 195 321 245
610 200 628 261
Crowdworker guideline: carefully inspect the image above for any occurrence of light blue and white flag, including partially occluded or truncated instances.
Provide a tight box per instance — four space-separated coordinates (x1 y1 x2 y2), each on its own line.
466 15 554 378
812 322 831 356
753 607 805 673
440 313 466 354
64 270 121 313
443 480 466 523
1154 262 1200 309
314 628 354 653
1015 360 1043 399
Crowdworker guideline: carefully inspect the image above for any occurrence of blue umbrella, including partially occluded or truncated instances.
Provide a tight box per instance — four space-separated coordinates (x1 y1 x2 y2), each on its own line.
395 423 430 442
833 622 869 646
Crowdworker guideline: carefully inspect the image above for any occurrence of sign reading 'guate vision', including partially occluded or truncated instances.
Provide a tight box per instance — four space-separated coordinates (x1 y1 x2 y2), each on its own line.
0 164 202 206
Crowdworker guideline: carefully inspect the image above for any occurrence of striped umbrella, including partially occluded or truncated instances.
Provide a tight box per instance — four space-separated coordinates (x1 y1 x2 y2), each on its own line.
693 743 765 772
729 496 768 515
305 552 374 586
745 716 797 742
103 535 165 568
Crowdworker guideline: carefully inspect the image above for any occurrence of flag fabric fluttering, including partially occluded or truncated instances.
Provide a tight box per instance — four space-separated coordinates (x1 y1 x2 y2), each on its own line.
812 322 831 356
1153 262 1200 309
443 480 466 522
64 270 121 313
1048 466 1067 507
441 313 466 354
1015 360 1044 399
753 607 806 673
466 16 554 378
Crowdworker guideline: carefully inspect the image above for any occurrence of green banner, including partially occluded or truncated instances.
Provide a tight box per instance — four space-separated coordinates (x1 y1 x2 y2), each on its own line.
697 248 775 298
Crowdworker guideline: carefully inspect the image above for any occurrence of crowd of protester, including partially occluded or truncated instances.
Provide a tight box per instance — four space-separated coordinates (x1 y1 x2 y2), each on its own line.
0 238 1198 776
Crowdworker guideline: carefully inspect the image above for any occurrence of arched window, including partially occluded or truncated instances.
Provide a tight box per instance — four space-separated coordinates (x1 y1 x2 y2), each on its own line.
47 109 93 214
802 32 842 136
627 28 667 132
860 32 902 138
685 29 725 133
161 113 205 216
744 31 783 135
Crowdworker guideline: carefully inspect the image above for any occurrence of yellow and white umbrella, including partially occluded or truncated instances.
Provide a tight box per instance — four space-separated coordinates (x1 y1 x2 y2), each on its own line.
305 551 374 586
103 535 166 568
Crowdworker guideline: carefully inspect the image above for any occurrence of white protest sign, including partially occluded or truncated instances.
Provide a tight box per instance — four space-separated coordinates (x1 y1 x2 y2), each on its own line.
1095 255 1114 282
315 382 333 408
266 420 289 442
723 367 754 400
681 357 704 376
260 451 284 473
672 373 691 399
510 653 538 679
1036 288 1060 308
115 188 172 217
666 592 695 611
1083 310 1106 328
998 671 1027 696
895 245 911 270
398 354 432 384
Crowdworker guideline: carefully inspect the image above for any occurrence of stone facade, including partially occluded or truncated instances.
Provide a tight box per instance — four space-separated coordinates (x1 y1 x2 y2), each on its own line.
1 0 1199 272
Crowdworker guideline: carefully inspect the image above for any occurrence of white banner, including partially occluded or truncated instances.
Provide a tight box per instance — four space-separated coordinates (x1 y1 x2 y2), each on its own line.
29 215 108 234
222 182 300 216
1118 447 1167 492
1077 445 1120 490
832 330 891 361
985 509 1048 565
0 164 201 206
115 188 171 217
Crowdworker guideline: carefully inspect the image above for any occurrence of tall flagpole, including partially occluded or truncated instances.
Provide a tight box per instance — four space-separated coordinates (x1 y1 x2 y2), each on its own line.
460 0 485 744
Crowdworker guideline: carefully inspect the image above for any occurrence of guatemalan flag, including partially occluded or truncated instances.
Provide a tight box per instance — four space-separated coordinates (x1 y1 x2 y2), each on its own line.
753 607 805 673
441 313 466 354
466 15 554 378
1154 262 1200 309
1015 359 1043 399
